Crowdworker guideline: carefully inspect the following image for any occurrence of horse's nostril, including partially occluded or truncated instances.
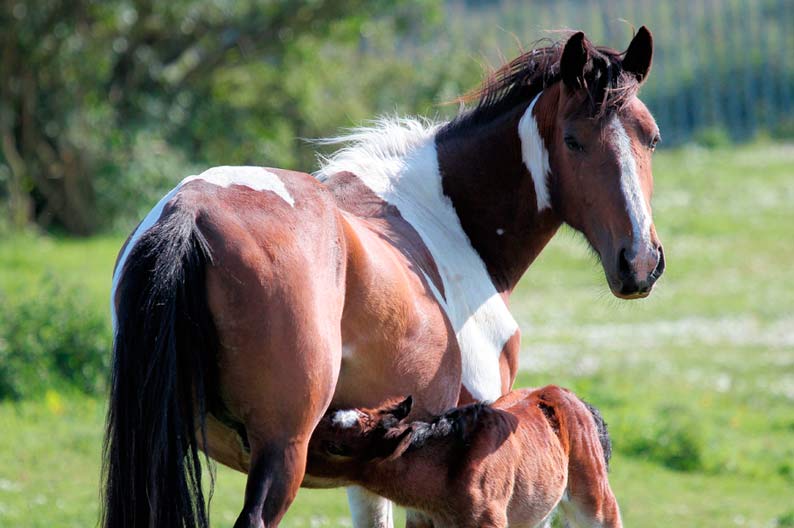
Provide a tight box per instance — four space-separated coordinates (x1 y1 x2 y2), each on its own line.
617 248 631 280
653 246 666 278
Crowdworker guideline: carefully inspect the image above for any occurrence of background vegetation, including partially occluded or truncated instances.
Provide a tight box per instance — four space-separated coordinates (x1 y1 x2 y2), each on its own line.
1 0 792 527
2 0 793 235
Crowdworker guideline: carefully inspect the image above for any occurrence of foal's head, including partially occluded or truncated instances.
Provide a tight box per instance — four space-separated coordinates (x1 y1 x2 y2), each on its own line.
544 28 664 298
308 397 415 468
310 396 503 469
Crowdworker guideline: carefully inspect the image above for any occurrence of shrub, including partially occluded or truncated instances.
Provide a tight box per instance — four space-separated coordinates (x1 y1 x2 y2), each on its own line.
693 127 733 149
622 405 706 472
0 276 110 400
778 512 794 527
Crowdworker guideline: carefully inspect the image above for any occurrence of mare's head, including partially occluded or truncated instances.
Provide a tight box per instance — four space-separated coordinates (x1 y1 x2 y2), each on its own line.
544 27 664 298
455 27 665 297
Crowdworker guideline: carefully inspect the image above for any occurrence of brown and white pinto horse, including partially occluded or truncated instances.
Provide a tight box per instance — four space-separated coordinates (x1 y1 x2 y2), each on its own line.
103 28 662 528
307 385 620 528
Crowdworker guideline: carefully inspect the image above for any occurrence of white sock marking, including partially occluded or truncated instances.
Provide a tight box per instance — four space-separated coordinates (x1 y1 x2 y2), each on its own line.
347 486 394 528
518 92 552 211
110 166 293 330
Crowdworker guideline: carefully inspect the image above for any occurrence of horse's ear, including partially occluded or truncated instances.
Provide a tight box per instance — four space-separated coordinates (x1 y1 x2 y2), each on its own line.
560 31 589 90
622 26 653 83
391 396 413 421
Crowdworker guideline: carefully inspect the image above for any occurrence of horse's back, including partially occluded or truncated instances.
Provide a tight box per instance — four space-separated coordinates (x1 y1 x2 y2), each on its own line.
112 166 339 306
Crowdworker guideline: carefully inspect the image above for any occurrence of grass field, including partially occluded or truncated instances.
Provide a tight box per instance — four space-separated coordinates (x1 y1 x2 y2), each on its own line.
1 142 794 527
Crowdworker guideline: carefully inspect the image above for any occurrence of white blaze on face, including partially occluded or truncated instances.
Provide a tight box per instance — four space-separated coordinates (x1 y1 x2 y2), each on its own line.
609 117 655 278
518 92 552 211
110 166 294 331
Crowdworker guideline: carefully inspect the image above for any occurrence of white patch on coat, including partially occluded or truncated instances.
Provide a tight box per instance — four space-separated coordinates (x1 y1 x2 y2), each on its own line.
317 118 518 402
331 409 362 428
192 166 295 207
342 344 355 359
110 166 293 330
609 118 653 266
518 92 552 211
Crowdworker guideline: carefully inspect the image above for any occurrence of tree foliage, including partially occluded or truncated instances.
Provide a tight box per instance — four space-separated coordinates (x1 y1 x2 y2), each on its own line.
8 0 786 235
0 0 447 234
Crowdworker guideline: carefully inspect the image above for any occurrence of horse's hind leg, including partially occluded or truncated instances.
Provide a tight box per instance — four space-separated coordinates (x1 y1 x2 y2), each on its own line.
219 298 341 528
206 255 344 527
235 438 325 528
221 305 341 528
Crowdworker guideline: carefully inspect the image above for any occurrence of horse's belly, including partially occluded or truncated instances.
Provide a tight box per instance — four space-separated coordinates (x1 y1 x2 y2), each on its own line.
332 338 459 416
332 281 461 416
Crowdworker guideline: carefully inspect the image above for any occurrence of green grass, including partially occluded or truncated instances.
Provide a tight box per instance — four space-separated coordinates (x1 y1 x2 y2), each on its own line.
2 142 794 527
0 235 120 316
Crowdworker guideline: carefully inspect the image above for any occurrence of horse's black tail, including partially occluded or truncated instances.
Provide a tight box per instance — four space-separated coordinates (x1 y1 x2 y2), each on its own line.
102 205 218 528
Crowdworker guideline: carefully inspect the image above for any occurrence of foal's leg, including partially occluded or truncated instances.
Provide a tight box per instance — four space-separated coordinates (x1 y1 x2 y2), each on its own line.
347 486 394 528
558 421 622 526
464 509 508 528
559 434 622 528
559 486 622 528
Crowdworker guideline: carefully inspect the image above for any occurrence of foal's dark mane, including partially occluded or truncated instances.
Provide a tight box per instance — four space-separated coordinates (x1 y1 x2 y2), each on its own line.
404 402 501 450
438 35 641 139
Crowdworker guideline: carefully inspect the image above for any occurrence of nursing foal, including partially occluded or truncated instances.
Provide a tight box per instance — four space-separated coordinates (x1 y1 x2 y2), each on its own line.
308 385 621 528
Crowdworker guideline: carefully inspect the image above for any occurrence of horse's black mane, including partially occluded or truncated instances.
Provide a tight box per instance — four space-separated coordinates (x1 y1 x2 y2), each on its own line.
438 35 640 139
405 402 497 450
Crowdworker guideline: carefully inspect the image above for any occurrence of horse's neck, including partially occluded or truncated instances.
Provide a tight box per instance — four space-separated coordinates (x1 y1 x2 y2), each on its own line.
435 102 562 293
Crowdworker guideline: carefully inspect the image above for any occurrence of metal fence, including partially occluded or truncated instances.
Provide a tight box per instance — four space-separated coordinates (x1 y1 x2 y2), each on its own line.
450 0 794 145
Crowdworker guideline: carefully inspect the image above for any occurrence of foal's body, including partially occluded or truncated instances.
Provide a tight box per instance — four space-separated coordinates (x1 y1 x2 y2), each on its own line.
309 386 622 528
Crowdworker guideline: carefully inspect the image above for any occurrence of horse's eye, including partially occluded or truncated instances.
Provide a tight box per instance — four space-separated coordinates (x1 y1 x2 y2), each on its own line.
564 135 584 153
649 134 661 151
325 442 349 456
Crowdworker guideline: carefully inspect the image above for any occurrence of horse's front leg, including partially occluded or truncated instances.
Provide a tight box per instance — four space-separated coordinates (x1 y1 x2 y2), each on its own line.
347 486 394 528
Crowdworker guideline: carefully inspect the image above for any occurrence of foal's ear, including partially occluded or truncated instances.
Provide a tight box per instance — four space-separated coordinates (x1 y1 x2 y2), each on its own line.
622 26 653 83
391 396 413 421
560 31 589 90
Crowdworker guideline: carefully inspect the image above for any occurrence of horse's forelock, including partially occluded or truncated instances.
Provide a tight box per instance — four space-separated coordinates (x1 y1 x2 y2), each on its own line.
444 33 643 134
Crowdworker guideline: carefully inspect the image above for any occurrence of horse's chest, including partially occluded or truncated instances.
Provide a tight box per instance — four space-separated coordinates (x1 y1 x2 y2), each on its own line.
329 169 519 403
433 280 519 401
